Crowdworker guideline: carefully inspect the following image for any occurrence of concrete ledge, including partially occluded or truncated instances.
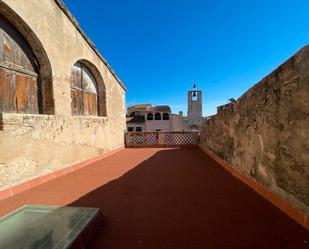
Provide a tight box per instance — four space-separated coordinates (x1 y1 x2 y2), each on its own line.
199 144 309 231
0 147 124 202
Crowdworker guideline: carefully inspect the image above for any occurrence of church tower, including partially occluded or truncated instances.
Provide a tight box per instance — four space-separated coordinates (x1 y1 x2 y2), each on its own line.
187 84 203 130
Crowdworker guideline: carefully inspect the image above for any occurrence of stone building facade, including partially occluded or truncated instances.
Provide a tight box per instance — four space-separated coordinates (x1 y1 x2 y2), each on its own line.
0 0 126 190
200 45 309 212
126 104 171 132
144 106 171 131
126 84 204 132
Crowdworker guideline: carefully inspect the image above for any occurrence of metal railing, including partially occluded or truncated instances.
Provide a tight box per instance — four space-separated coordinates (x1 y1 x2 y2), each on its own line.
125 131 200 148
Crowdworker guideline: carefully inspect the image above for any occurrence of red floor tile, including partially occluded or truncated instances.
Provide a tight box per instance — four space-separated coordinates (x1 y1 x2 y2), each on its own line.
0 148 308 249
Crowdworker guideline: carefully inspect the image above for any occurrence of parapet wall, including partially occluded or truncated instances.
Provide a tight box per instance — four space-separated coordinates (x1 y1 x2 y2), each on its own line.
200 45 309 212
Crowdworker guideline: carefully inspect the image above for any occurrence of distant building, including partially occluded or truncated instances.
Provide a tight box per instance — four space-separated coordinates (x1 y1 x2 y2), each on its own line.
145 105 171 131
126 104 171 132
126 84 204 132
126 104 150 132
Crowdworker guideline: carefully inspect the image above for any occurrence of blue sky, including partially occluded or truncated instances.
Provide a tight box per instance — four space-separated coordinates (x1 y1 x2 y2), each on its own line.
64 0 309 116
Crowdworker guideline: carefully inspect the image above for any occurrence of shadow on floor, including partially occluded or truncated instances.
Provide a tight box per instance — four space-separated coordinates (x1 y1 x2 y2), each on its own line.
69 148 309 249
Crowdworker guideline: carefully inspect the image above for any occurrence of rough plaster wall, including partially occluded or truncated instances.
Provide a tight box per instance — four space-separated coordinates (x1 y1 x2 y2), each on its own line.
0 115 107 188
200 45 309 212
145 119 170 131
169 114 188 131
0 0 126 189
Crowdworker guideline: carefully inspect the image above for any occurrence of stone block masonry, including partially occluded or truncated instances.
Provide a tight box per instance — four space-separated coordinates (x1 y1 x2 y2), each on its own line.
200 45 309 213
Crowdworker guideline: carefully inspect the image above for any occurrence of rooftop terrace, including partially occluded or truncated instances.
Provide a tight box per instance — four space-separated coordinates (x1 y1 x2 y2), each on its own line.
0 148 308 248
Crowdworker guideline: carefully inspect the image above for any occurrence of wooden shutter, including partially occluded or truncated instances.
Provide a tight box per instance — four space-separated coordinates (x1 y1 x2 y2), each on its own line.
71 62 98 116
71 63 83 115
0 16 39 114
0 68 13 112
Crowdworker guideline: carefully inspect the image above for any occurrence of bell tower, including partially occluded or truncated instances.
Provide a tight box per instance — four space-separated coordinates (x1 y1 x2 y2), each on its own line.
187 83 203 130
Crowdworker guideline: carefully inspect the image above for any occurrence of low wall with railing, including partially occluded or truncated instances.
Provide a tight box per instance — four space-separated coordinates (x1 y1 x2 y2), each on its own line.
125 131 199 148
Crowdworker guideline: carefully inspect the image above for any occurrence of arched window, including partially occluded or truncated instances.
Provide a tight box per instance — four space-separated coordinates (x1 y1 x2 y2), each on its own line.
0 5 54 114
71 62 98 116
0 16 40 114
163 113 169 120
155 113 161 120
147 113 153 120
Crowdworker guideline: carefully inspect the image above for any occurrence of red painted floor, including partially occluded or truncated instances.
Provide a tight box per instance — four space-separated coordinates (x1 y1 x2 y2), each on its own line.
0 148 308 248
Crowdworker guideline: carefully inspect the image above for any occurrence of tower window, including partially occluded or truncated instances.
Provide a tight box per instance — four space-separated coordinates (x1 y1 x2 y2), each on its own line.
192 91 198 101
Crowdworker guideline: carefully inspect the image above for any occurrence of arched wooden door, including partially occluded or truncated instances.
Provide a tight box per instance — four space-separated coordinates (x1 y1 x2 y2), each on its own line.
71 62 98 116
0 15 40 114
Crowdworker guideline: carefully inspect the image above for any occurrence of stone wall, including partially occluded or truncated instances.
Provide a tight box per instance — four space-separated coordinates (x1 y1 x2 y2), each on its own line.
0 0 126 189
169 114 188 131
200 45 309 212
145 119 170 132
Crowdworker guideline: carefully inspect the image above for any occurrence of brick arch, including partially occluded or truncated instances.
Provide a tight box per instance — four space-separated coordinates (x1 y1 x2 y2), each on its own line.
0 2 54 114
73 59 107 117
